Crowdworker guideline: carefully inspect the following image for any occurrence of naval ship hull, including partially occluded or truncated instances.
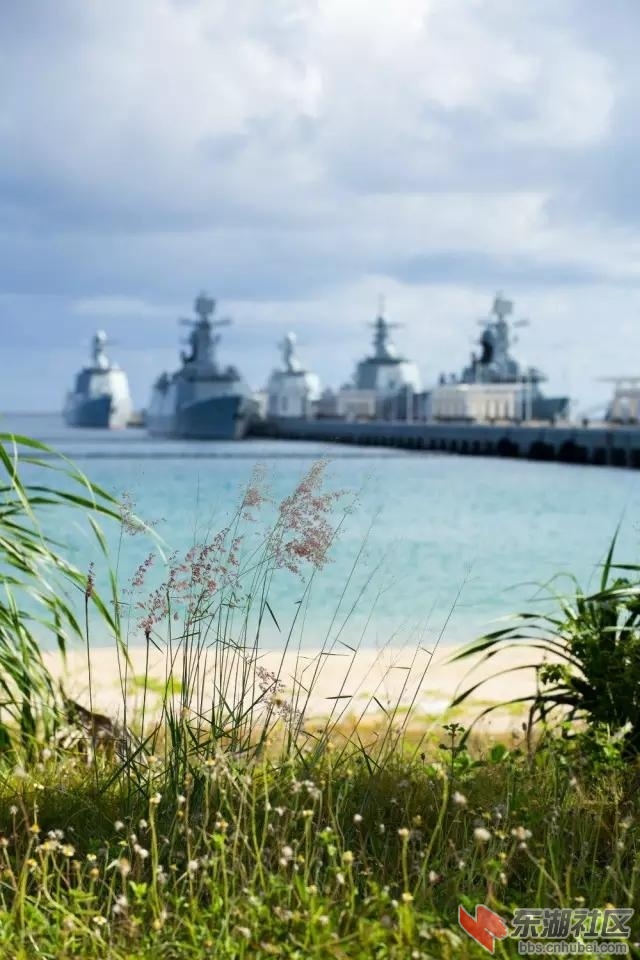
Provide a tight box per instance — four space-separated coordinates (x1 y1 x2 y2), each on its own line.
146 394 255 440
64 394 116 429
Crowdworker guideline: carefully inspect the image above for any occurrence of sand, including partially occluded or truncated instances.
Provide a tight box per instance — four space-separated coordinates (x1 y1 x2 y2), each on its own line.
44 640 547 735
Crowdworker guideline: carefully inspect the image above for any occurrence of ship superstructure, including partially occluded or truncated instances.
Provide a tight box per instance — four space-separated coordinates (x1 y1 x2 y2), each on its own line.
431 293 569 423
331 305 422 420
64 331 133 429
146 293 257 440
604 377 640 424
267 333 321 418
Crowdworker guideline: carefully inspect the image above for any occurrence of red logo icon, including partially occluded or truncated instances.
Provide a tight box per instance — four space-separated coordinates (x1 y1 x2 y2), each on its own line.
458 904 509 953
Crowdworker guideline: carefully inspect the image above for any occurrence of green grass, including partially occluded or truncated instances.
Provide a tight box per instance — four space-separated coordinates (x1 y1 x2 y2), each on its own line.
0 436 638 957
0 732 638 958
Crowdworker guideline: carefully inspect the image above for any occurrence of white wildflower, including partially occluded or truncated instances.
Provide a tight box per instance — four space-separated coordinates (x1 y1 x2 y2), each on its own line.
473 827 491 843
511 826 532 841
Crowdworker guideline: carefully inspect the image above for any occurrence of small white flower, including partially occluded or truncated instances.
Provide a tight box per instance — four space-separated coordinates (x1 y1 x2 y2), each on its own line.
353 813 363 824
114 820 124 832
116 858 131 877
511 826 532 841
187 859 199 874
473 827 491 844
112 895 128 916
452 791 467 807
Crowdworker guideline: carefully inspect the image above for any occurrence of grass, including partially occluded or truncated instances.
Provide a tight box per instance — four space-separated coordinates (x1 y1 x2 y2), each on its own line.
0 731 638 958
0 436 638 957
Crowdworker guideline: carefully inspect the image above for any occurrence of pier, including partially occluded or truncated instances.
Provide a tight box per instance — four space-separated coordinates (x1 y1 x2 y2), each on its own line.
257 418 640 469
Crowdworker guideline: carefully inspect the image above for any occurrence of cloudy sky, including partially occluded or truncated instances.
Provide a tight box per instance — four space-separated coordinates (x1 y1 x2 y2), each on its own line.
2 0 639 414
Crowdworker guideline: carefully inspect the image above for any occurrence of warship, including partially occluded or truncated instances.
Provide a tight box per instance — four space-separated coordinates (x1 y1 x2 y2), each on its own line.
267 333 321 418
64 331 133 429
146 293 257 440
327 304 422 421
352 307 421 394
454 292 569 421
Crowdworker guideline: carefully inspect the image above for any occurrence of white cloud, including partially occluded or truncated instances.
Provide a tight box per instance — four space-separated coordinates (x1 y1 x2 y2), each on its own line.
0 0 636 411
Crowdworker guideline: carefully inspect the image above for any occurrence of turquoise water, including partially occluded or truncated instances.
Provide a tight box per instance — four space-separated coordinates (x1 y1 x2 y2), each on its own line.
3 413 640 650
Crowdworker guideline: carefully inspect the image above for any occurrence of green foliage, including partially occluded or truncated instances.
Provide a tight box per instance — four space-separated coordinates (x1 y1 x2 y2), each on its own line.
450 534 640 755
0 435 638 956
0 433 124 756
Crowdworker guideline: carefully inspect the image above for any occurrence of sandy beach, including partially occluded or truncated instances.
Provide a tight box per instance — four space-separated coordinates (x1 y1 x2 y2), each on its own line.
45 641 547 735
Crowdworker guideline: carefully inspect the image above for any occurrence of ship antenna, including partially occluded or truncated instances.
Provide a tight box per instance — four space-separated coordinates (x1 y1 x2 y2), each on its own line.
493 291 513 322
195 292 216 323
369 296 401 359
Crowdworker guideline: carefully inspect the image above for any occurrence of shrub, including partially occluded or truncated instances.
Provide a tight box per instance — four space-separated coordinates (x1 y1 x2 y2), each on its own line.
451 536 640 755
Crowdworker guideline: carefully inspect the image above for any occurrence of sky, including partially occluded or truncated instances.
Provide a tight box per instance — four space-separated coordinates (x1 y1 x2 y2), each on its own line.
1 0 640 415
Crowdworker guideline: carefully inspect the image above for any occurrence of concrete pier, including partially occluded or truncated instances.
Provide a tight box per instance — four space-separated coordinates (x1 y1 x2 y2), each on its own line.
256 418 640 469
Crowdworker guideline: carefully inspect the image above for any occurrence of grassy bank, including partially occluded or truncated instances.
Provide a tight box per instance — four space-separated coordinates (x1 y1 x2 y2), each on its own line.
0 435 637 957
0 726 638 959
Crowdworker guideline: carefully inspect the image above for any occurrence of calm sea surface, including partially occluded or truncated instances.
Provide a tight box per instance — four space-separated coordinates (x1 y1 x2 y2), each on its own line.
3 413 639 651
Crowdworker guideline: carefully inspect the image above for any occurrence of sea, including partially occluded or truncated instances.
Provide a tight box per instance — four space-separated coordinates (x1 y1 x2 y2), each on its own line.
3 413 640 652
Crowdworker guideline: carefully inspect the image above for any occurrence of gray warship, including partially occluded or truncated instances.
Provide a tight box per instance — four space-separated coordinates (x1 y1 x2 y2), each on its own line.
458 292 569 421
64 331 133 429
146 293 257 440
